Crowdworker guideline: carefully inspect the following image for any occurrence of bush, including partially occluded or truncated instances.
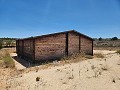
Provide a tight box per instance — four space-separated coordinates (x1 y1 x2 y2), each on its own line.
3 56 15 68
0 49 15 68
36 77 40 81
0 42 3 49
116 50 120 54
111 37 118 41
0 45 2 49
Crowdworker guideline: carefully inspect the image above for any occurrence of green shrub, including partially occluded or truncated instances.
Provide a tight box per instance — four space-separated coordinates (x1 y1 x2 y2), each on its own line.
3 56 15 68
0 49 15 68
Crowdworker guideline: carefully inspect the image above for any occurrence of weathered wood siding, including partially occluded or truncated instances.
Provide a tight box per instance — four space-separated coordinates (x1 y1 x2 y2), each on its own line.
68 32 80 55
17 40 23 56
23 39 34 60
35 33 66 61
16 30 93 62
80 36 93 55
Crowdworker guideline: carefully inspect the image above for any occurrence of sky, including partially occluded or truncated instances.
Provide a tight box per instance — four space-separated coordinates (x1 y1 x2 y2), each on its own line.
0 0 120 38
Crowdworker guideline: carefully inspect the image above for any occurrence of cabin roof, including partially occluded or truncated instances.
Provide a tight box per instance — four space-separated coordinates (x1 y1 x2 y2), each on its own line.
17 30 93 40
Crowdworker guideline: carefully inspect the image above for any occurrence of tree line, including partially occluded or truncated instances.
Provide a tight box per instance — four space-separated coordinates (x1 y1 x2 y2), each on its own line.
0 38 16 49
98 37 119 41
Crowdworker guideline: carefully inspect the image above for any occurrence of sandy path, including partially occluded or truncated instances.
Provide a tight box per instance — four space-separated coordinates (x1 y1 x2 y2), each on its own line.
5 50 120 90
10 53 26 70
93 50 116 54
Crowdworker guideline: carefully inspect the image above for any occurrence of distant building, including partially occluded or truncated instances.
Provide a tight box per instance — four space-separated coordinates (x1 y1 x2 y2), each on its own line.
16 30 93 63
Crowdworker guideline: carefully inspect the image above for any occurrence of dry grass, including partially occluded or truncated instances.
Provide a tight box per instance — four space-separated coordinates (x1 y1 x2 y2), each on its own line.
94 53 104 58
116 50 120 54
60 53 94 64
94 46 120 51
0 48 15 68
36 77 40 81
0 49 10 59
101 64 109 71
85 55 93 59
60 53 87 63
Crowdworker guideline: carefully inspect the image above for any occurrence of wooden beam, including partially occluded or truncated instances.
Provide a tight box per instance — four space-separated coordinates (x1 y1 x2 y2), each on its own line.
65 32 68 56
22 40 24 56
16 40 18 54
33 38 35 61
79 35 81 53
92 40 93 56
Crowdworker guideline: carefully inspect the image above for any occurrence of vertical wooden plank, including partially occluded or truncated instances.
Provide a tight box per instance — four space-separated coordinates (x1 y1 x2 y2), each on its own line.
17 40 20 57
32 38 35 61
65 32 68 56
22 40 24 56
79 35 81 53
92 40 93 56
16 40 18 53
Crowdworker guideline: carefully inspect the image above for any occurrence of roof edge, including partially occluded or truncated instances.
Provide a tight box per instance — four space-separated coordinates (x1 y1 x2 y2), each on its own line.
17 30 93 40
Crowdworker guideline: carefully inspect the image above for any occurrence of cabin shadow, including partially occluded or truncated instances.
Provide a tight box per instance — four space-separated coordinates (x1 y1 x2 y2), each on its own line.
12 56 60 68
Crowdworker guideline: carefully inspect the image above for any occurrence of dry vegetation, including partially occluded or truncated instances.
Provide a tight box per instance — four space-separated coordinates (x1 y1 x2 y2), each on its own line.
94 46 120 51
94 53 104 58
1 50 119 90
1 47 120 90
0 48 15 68
116 50 120 54
60 53 93 64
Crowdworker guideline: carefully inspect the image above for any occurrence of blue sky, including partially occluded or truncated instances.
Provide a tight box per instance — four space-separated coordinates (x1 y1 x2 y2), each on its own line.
0 0 120 38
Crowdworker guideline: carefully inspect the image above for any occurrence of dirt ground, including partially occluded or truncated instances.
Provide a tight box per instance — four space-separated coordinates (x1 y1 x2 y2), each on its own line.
1 50 120 90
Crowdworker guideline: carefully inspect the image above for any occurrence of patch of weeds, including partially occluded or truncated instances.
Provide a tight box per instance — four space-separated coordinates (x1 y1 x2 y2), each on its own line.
101 65 108 71
3 56 15 68
85 55 93 59
68 76 74 79
0 49 15 68
36 77 40 81
6 85 11 89
112 78 116 83
94 53 104 58
35 67 39 72
91 65 102 78
116 50 120 54
91 65 96 70
62 82 67 84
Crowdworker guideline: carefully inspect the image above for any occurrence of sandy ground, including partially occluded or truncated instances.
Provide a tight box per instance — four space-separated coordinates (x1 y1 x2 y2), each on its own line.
1 50 120 90
93 50 116 55
10 53 26 70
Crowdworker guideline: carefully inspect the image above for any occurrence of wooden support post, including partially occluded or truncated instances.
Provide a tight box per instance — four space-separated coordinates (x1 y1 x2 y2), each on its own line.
16 40 18 54
92 40 93 56
79 35 81 53
22 40 24 56
33 38 35 61
65 32 68 56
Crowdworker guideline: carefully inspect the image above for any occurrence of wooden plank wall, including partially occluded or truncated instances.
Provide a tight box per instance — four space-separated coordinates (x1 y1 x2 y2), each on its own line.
80 36 93 55
16 31 93 62
68 32 80 55
18 40 23 56
23 39 34 60
35 33 66 61
17 39 34 61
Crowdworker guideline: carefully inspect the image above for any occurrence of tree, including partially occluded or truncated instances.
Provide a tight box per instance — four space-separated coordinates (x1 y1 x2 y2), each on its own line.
6 40 12 47
98 37 102 41
0 40 3 49
111 37 118 41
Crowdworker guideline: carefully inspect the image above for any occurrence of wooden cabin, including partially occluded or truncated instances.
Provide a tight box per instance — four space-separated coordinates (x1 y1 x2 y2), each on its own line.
16 30 93 62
